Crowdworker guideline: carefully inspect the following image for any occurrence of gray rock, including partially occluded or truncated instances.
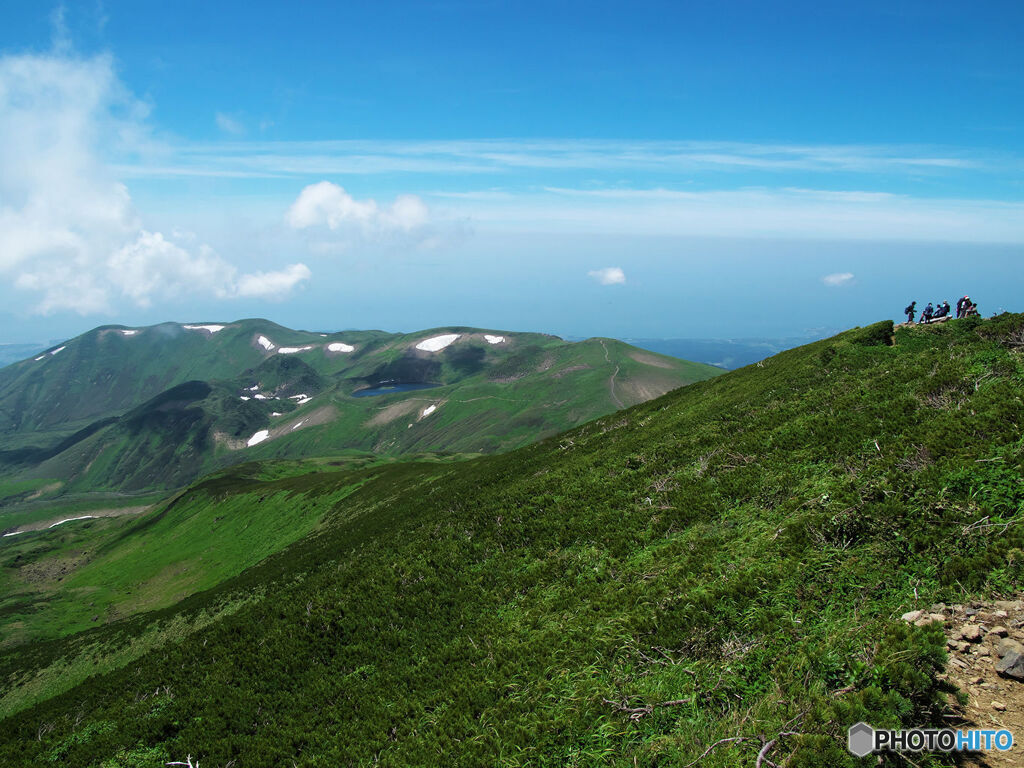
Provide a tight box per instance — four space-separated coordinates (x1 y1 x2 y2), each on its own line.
995 650 1024 680
960 624 983 642
902 610 924 623
987 625 1009 638
931 603 947 613
997 637 1024 658
966 607 978 617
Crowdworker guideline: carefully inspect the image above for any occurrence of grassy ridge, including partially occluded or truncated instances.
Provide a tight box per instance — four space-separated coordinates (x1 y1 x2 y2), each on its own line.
2 316 1023 765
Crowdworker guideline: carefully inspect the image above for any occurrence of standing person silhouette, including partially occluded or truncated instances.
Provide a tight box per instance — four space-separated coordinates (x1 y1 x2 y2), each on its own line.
904 301 917 323
922 302 934 323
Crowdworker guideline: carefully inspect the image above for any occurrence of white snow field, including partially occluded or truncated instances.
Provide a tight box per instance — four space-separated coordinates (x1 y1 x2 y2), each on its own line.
484 334 505 344
421 404 437 417
257 336 275 350
327 342 355 353
415 334 460 352
247 430 270 447
183 324 225 333
278 345 313 354
119 329 139 336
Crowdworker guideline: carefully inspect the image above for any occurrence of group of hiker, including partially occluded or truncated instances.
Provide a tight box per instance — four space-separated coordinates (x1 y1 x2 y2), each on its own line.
904 296 979 324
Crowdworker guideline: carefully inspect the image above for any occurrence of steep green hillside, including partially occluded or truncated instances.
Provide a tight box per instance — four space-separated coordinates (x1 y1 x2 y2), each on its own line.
3 315 1024 766
0 323 716 498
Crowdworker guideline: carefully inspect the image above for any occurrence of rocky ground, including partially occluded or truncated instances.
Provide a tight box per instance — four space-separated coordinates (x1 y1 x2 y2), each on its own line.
901 599 1024 767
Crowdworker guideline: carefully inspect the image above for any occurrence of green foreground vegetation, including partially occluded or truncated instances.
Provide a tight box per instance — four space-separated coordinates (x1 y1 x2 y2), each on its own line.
2 315 1024 766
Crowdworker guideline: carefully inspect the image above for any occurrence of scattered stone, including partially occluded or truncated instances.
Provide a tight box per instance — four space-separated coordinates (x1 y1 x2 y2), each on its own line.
994 610 1009 619
966 607 979 617
928 613 946 624
995 650 1024 680
971 676 985 685
956 641 971 653
997 638 1024 658
952 604 965 613
987 626 1009 639
982 682 998 691
960 625 983 642
994 600 1022 612
950 657 968 669
976 646 991 657
993 701 1007 711
902 610 924 623
931 603 947 613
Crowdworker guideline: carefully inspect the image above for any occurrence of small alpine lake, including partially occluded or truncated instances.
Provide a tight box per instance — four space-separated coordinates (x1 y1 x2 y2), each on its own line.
351 382 440 398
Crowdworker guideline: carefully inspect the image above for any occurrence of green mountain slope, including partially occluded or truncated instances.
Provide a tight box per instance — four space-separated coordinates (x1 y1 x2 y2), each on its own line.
3 315 1024 766
0 322 717 498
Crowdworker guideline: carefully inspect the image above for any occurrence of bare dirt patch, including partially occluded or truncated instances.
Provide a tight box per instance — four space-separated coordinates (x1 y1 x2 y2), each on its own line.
366 400 420 427
908 597 1024 767
628 351 678 369
26 482 63 501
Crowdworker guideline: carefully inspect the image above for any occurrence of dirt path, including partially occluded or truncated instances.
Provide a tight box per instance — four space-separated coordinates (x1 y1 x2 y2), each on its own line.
599 340 625 409
912 597 1024 767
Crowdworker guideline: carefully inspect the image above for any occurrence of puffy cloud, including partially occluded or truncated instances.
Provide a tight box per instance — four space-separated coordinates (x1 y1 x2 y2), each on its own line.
822 272 855 287
0 49 310 314
286 181 429 234
233 263 312 299
588 267 626 286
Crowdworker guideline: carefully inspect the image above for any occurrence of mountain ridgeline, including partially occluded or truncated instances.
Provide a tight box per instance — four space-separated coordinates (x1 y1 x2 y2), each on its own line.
2 315 1024 766
0 320 718 497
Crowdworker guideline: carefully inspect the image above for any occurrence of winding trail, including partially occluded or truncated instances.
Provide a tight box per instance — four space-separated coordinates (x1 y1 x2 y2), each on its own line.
599 340 625 409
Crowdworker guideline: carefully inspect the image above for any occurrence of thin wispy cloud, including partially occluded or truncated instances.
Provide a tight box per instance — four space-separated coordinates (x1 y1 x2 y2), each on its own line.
589 267 626 286
215 112 245 135
115 138 1000 179
451 186 1024 243
822 272 855 287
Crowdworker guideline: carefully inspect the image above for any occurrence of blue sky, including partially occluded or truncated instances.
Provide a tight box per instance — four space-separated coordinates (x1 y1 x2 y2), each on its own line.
0 1 1022 343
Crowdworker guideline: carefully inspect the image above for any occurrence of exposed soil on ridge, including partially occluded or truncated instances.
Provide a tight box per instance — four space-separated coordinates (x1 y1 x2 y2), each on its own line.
911 597 1024 767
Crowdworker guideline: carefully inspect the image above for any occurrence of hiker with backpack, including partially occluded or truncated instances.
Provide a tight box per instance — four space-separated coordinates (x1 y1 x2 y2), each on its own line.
904 301 916 323
956 296 970 318
921 302 934 323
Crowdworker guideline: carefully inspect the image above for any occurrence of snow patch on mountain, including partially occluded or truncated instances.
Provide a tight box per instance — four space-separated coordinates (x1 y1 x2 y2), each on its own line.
247 430 270 447
416 334 460 352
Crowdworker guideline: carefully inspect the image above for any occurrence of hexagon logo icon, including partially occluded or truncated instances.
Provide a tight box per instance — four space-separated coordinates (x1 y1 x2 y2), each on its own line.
848 722 874 757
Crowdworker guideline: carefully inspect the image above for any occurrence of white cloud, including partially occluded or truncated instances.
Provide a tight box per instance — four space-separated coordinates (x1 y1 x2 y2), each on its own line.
286 181 429 234
589 267 626 286
452 187 1024 243
822 272 855 287
215 112 245 135
0 49 310 314
233 263 312 299
117 139 996 179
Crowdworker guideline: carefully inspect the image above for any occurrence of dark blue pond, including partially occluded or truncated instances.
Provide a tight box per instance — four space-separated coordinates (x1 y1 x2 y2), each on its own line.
352 383 439 398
